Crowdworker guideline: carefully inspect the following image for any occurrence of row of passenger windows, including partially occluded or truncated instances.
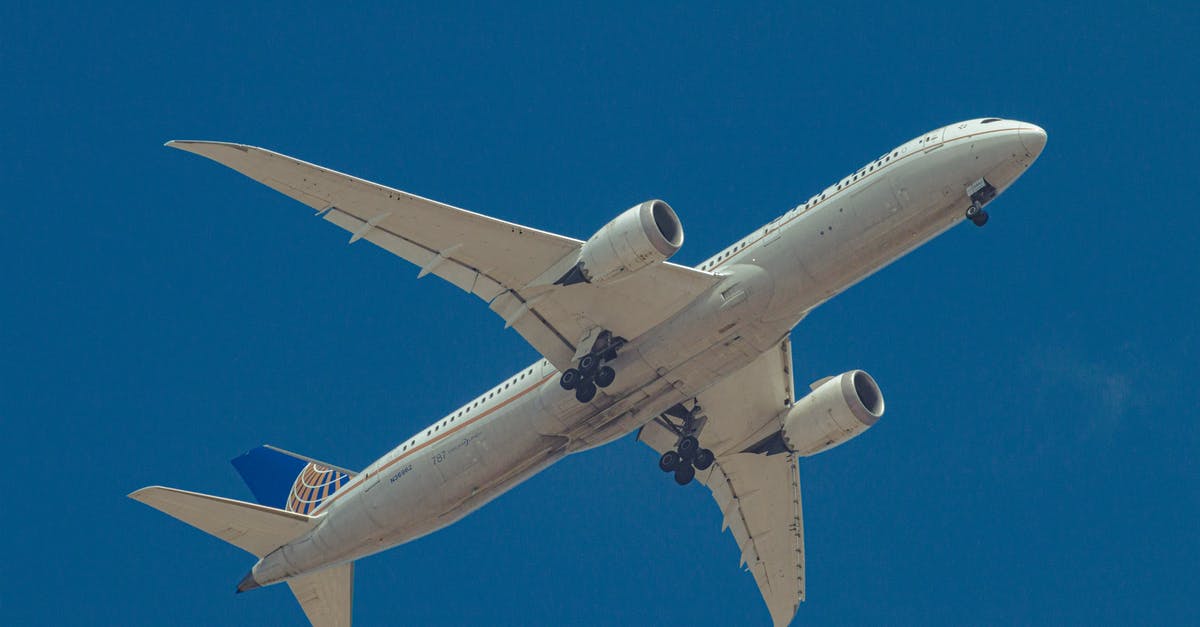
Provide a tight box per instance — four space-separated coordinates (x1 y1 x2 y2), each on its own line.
700 239 751 271
397 363 543 453
696 141 911 273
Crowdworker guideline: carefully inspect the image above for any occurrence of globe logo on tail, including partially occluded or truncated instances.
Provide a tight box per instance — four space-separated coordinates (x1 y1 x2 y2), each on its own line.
286 463 349 514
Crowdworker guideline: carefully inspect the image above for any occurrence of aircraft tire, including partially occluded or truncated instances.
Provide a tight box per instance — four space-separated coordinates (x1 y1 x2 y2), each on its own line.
575 381 597 403
693 448 715 471
659 450 681 472
594 366 616 388
559 368 581 390
678 436 699 460
674 464 696 485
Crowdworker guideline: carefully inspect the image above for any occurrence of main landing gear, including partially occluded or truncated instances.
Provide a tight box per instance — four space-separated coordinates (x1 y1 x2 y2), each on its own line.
965 177 998 227
654 403 714 486
558 330 625 403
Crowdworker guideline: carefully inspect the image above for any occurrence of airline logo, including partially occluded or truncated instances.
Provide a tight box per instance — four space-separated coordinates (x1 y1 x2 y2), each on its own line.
286 463 350 514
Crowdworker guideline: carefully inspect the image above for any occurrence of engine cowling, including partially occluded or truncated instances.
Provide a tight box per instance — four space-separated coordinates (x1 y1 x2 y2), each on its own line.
561 200 683 285
782 370 885 456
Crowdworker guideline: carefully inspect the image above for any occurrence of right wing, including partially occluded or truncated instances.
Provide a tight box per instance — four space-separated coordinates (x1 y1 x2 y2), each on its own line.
637 337 804 626
703 453 805 627
168 141 720 370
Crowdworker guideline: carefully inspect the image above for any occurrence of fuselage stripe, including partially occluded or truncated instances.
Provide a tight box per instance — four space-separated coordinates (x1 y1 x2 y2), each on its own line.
314 371 557 513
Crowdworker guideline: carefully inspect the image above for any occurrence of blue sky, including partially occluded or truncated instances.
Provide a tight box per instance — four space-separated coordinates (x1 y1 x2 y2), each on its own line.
2 2 1197 625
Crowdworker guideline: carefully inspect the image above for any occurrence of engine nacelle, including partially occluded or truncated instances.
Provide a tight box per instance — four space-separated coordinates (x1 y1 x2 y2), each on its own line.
782 370 885 456
558 200 683 286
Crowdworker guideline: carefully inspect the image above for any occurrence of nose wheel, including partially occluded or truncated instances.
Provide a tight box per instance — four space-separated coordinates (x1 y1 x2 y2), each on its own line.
965 177 996 227
653 403 714 485
558 330 625 403
966 202 989 227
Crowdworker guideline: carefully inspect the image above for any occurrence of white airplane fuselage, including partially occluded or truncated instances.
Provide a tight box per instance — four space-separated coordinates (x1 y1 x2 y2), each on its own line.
247 118 1046 588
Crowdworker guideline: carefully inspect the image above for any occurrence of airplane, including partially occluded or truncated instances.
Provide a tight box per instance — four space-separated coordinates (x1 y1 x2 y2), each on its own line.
131 117 1046 626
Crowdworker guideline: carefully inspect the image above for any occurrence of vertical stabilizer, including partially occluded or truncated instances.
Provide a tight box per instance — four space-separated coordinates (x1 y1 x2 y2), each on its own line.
231 445 355 514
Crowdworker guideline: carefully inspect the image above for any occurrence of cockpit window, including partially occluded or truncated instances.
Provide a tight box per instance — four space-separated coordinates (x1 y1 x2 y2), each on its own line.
981 118 1002 123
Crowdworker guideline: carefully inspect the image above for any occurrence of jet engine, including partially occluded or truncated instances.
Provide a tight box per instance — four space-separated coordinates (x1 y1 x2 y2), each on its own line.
782 370 884 456
556 200 683 286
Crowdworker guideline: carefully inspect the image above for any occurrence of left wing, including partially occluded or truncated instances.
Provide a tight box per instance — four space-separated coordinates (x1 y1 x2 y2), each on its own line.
638 338 804 626
168 141 719 369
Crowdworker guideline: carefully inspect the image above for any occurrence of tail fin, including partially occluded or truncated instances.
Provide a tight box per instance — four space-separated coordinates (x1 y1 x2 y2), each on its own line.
128 486 317 557
231 445 356 514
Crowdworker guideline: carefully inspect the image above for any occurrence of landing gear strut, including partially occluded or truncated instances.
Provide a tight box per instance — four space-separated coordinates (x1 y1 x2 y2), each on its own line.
965 177 997 227
653 402 715 485
558 330 625 403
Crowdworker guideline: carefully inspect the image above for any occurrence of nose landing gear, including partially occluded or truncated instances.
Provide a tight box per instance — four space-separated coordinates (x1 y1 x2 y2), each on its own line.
558 330 625 403
965 177 997 227
653 403 715 485
966 202 989 227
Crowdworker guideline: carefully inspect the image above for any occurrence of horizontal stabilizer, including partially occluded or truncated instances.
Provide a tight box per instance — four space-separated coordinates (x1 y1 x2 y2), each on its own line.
231 445 355 514
129 486 318 557
288 562 354 627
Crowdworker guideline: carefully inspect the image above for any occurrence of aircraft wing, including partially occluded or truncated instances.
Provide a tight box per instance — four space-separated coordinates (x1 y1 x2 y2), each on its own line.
168 141 719 370
637 338 804 626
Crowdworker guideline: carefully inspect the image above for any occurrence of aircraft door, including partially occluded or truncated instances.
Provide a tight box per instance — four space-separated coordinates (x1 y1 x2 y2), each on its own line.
919 127 945 153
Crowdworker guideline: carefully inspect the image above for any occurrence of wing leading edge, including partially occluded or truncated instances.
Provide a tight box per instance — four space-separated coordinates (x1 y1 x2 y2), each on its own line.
168 140 719 369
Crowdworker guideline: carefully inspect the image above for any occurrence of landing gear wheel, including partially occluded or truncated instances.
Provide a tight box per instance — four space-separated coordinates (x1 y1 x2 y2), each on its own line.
693 448 715 471
674 464 696 485
659 450 681 472
594 366 616 388
971 210 989 227
578 353 600 376
965 202 982 219
574 380 597 403
559 368 581 390
677 436 699 460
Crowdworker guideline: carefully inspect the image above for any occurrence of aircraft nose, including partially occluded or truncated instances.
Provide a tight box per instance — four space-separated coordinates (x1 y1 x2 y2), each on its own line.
1018 122 1047 158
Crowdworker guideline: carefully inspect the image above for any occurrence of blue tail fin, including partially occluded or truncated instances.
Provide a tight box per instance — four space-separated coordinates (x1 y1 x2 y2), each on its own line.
231 445 355 514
